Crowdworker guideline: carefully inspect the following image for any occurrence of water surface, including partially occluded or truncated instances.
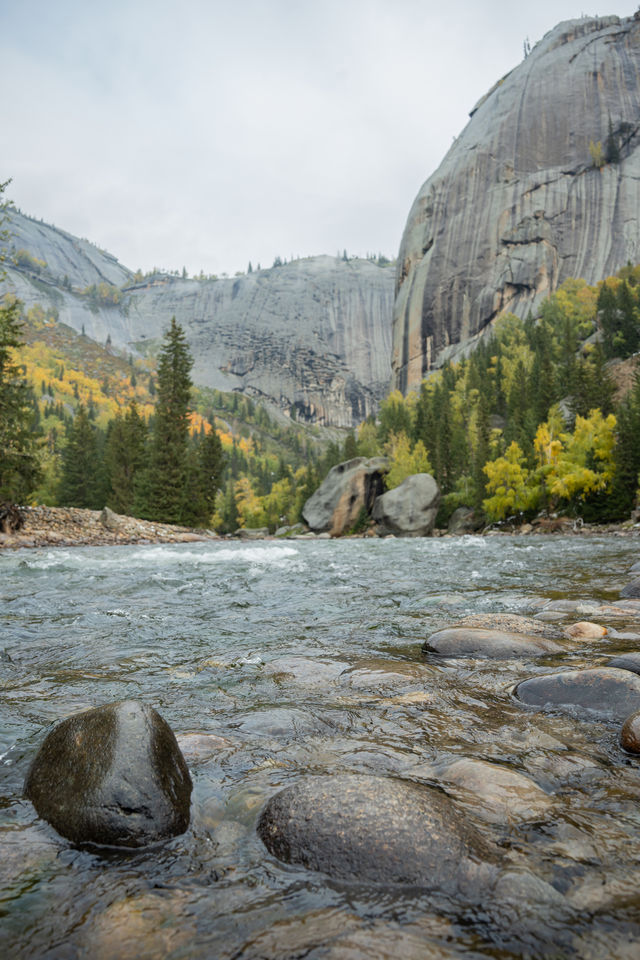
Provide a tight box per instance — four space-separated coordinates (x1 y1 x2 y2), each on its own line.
2 536 640 958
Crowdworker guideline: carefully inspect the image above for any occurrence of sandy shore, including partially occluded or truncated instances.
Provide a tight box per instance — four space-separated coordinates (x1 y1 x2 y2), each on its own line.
0 506 218 549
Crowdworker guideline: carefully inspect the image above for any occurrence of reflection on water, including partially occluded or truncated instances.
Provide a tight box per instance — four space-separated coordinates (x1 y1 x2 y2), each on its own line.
1 535 640 958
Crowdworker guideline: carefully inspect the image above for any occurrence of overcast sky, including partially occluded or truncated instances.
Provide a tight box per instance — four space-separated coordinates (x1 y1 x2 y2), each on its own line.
2 1 638 276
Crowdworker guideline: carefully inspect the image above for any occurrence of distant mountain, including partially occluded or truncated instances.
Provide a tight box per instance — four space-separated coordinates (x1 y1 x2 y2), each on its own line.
1 209 395 427
393 13 640 393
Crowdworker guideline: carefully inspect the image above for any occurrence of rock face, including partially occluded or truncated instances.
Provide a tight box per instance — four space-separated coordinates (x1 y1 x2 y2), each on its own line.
514 668 640 721
372 473 440 536
1 210 394 427
24 700 192 846
257 774 498 893
302 457 388 535
393 14 640 392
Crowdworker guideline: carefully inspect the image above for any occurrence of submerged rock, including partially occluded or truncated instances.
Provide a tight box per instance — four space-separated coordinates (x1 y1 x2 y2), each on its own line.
372 473 440 537
257 774 498 893
423 627 563 658
606 652 640 675
620 577 640 599
451 614 562 640
24 700 192 847
436 758 553 824
514 668 640 721
620 711 640 753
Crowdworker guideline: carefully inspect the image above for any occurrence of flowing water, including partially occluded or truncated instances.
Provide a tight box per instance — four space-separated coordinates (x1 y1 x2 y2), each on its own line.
1 535 640 958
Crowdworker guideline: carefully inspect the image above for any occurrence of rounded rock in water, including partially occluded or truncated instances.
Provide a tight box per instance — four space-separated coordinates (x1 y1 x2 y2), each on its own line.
24 700 192 847
257 774 498 894
514 668 640 722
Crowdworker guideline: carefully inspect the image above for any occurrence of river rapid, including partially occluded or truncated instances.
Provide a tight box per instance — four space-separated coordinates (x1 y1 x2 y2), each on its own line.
1 535 640 959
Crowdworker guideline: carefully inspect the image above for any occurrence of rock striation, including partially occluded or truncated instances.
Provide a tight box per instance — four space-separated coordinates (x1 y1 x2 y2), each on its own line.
1 211 394 427
393 14 640 392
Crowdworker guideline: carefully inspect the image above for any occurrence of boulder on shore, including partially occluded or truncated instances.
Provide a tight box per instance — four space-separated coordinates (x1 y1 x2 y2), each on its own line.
302 457 388 536
24 700 192 847
257 774 498 894
372 473 440 537
447 507 479 535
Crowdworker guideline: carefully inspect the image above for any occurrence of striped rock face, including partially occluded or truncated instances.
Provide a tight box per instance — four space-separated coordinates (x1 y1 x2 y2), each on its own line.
393 15 640 393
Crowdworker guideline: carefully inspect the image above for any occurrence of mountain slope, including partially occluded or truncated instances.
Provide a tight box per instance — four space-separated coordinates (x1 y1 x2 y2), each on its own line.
1 210 394 427
392 13 640 393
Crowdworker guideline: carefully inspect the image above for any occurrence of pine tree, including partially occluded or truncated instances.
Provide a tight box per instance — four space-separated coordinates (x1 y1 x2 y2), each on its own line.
58 405 104 508
0 299 42 502
105 402 148 514
135 317 193 524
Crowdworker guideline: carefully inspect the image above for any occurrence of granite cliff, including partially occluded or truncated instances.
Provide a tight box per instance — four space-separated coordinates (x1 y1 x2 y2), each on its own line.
1 210 394 427
393 13 640 393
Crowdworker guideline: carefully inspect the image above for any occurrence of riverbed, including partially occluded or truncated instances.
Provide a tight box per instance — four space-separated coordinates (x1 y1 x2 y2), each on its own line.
2 536 640 958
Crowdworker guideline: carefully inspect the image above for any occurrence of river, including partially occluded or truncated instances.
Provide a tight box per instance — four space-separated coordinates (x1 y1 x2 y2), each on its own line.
1 535 640 958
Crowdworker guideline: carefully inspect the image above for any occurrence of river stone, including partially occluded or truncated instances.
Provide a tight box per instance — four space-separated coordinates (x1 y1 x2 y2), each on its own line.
24 700 192 847
564 621 608 639
372 473 440 537
447 506 479 535
514 668 640 721
620 711 640 753
302 457 388 535
437 758 552 824
423 627 563 658
620 577 640 599
452 614 562 640
630 560 640 574
257 774 498 893
606 652 640 675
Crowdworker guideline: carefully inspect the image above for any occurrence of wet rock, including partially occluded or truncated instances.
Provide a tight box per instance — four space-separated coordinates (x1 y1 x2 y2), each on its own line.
564 621 608 639
175 732 233 764
232 707 321 738
620 711 640 753
423 627 563 658
371 473 440 537
302 457 388 535
607 652 640 675
436 758 553 824
24 700 192 847
452 614 563 640
630 560 640 574
447 507 480 535
514 668 640 721
620 577 640 599
264 656 346 684
79 891 195 960
257 774 499 893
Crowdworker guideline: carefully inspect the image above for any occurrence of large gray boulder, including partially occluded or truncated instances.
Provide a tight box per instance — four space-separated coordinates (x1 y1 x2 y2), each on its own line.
24 700 192 847
257 774 499 894
372 473 439 536
392 14 640 392
302 457 388 536
514 668 640 721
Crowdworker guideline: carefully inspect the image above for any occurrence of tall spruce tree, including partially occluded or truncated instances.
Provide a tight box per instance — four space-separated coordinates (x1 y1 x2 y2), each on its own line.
105 402 148 515
136 317 193 524
58 404 105 508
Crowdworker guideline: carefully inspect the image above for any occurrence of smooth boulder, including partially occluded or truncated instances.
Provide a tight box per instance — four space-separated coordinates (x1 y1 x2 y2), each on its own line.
620 577 640 599
607 652 640 675
372 473 440 537
423 627 563 658
257 774 498 894
620 711 640 753
514 668 640 721
24 700 192 847
302 457 388 535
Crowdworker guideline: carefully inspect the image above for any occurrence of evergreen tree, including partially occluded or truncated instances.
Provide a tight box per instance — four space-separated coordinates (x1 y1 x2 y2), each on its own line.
182 426 225 526
105 402 148 514
58 405 105 508
135 317 193 524
0 299 42 502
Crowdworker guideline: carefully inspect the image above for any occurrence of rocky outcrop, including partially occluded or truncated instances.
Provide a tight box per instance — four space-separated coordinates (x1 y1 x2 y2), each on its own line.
302 457 388 535
24 700 192 846
1 211 394 427
393 14 640 392
371 472 439 536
